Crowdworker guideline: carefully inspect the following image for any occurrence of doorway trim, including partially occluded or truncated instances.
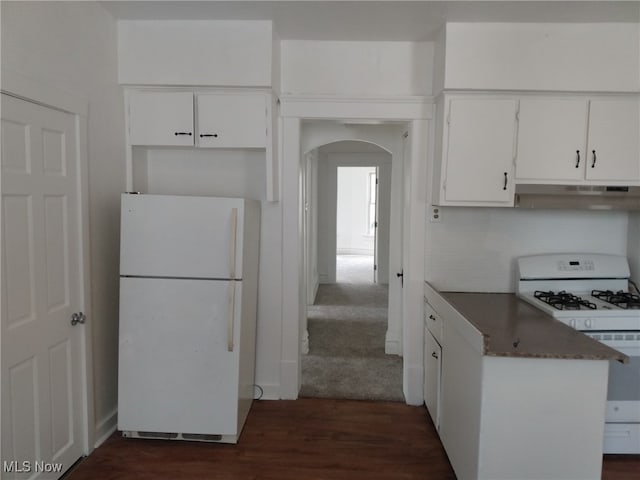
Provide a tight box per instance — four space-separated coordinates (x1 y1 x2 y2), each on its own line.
1 68 95 454
279 95 433 404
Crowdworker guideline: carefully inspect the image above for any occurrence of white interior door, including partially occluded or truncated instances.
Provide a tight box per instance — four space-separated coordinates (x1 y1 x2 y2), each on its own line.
1 94 85 479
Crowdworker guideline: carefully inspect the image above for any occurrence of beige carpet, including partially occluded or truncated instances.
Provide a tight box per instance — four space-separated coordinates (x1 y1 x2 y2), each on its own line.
300 255 404 402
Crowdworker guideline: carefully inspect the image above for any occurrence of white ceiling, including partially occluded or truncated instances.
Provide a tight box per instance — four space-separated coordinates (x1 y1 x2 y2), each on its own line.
100 1 640 41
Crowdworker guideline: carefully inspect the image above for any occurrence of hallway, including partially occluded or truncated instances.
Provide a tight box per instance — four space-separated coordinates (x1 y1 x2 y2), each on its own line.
300 255 404 401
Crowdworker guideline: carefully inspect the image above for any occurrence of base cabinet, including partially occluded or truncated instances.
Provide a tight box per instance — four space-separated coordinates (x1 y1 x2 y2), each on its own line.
424 285 610 480
423 329 442 430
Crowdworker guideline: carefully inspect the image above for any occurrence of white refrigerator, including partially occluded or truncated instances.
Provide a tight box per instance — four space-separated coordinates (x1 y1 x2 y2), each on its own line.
117 193 260 444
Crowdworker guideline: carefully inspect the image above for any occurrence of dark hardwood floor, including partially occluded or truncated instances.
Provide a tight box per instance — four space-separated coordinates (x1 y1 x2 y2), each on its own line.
66 398 640 480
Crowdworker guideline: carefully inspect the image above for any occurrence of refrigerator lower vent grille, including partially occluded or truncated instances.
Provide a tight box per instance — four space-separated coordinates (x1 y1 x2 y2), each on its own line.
123 431 224 442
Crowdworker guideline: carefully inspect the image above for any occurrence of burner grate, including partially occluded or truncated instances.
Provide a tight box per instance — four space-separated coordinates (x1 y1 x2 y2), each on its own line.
534 290 597 311
591 290 640 310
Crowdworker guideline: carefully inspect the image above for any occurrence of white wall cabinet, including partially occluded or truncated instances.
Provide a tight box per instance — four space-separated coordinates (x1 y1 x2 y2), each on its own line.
433 96 518 207
586 98 640 182
128 91 195 146
196 93 267 148
128 90 268 148
516 97 640 184
125 88 279 201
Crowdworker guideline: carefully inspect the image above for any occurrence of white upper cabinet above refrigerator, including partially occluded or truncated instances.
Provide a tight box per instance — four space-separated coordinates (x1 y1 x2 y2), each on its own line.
126 89 269 149
128 91 194 146
196 93 267 148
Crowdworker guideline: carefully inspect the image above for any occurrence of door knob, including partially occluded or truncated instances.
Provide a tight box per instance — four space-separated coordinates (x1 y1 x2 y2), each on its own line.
71 312 86 326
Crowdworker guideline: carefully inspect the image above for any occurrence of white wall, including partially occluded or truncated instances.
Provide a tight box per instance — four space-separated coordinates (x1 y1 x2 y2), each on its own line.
337 166 377 256
281 40 434 96
1 1 126 443
438 23 640 93
425 208 629 293
118 20 273 86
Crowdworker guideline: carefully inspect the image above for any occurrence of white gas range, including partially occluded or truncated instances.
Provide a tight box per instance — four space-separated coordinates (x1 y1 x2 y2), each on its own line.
516 254 640 454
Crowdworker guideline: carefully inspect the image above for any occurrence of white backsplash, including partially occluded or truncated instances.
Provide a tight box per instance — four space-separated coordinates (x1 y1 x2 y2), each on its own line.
425 207 629 293
628 212 640 284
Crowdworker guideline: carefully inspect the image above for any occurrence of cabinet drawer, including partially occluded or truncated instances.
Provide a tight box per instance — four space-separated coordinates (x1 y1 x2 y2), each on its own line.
424 301 443 345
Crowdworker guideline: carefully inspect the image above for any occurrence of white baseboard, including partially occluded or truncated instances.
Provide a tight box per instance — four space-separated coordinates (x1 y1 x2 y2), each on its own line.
94 408 118 448
279 359 300 399
254 383 281 400
404 363 424 406
301 329 309 355
385 329 402 355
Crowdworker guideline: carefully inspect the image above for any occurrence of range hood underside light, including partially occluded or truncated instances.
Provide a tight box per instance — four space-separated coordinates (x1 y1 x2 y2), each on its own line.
514 185 640 211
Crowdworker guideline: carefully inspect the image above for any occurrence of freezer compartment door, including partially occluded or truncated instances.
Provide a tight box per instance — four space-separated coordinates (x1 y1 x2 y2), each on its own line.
120 194 245 279
118 277 242 435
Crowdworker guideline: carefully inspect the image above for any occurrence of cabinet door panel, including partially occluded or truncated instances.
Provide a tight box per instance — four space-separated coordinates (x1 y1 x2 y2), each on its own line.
128 91 194 146
444 99 517 204
586 99 640 182
197 94 267 148
516 98 588 181
424 330 442 429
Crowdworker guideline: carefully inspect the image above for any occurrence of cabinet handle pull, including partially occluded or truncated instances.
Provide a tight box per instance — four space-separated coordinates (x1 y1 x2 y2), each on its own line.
429 314 436 321
503 172 508 191
432 352 439 359
200 133 218 138
174 132 192 136
591 150 597 168
575 150 580 168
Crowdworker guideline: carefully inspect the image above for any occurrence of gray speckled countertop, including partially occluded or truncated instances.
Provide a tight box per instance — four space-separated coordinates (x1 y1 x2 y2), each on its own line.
440 292 628 363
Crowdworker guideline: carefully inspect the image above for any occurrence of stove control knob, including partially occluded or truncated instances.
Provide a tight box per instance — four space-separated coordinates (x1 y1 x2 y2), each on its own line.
585 318 593 329
569 319 577 329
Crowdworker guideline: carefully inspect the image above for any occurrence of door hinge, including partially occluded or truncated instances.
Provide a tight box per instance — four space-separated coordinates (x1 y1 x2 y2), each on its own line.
374 264 377 271
374 221 378 228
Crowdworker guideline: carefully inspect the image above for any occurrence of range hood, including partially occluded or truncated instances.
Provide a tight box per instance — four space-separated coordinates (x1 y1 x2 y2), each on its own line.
515 185 640 210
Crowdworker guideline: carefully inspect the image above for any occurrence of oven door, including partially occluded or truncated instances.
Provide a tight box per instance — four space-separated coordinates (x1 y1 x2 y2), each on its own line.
585 332 640 454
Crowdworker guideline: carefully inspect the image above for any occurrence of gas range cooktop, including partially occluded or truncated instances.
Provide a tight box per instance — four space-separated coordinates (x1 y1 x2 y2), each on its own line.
516 254 640 331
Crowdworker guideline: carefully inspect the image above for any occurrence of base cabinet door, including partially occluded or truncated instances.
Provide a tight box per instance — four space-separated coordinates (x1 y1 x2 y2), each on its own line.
424 329 442 429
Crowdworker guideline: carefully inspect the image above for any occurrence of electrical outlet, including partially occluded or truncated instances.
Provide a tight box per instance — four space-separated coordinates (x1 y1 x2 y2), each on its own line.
430 207 441 223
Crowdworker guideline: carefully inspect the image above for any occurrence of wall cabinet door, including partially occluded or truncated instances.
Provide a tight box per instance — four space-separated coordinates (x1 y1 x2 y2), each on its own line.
516 98 588 182
128 91 194 146
424 328 442 429
443 98 518 205
197 93 267 148
586 98 640 182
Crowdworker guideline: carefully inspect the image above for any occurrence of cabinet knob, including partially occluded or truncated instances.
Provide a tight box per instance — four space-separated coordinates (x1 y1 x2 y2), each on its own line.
591 150 597 168
575 150 580 168
174 132 192 136
200 133 218 138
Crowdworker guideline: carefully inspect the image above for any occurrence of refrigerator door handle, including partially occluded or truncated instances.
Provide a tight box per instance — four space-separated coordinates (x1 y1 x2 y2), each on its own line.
227 280 236 352
229 208 238 279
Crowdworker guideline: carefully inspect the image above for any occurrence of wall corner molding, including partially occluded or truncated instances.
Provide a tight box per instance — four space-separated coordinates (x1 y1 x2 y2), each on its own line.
1 67 89 117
